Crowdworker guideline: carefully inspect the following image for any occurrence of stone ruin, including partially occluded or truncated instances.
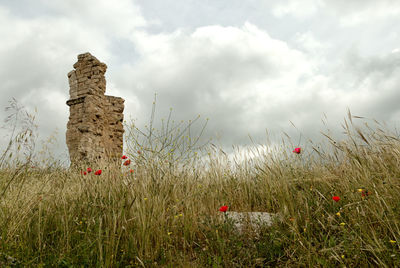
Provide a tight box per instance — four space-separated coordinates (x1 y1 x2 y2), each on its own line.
66 52 124 166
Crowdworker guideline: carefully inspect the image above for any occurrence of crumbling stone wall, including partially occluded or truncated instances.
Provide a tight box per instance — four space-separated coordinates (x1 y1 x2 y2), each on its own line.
66 52 124 165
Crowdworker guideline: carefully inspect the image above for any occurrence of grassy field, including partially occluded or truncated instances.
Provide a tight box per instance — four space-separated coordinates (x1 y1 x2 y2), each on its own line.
0 109 399 267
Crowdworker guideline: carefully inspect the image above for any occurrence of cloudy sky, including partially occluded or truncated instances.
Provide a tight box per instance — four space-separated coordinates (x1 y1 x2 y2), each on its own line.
0 0 399 161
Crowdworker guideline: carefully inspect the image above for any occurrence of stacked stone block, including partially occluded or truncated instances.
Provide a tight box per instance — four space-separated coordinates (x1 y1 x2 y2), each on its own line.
66 52 124 165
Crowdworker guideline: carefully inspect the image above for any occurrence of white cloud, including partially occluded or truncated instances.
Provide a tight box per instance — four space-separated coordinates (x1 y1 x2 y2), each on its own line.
293 32 325 54
39 0 147 35
323 0 400 26
338 7 400 26
272 0 323 18
271 0 400 27
114 22 342 145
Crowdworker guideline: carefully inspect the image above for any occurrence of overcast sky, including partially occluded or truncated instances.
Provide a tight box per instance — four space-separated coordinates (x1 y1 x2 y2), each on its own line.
0 0 399 162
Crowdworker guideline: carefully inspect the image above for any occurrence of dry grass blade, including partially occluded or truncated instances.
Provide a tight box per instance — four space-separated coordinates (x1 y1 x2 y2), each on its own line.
356 127 370 145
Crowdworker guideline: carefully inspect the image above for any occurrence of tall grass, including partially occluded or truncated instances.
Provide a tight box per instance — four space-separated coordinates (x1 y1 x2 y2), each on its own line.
0 104 399 266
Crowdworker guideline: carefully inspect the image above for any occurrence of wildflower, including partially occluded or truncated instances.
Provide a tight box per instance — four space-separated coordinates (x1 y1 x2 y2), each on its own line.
94 170 102 175
361 190 370 197
84 171 87 175
87 167 92 173
340 222 346 226
129 169 134 173
219 205 228 212
336 212 341 217
167 232 172 236
332 196 340 202
389 240 396 244
341 255 345 259
144 198 148 201
121 155 128 159
179 213 183 217
293 147 301 154
357 188 363 192
123 159 131 166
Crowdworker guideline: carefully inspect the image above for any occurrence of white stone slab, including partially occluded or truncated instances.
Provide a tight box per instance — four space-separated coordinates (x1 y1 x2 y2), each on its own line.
220 211 276 233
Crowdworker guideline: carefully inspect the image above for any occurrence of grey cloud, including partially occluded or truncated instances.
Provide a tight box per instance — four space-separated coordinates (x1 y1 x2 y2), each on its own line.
350 53 400 120
112 24 315 148
323 50 400 130
113 19 399 152
346 51 400 79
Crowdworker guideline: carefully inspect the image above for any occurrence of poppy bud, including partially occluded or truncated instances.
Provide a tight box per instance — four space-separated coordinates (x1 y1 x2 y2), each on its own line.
361 190 370 197
293 147 301 154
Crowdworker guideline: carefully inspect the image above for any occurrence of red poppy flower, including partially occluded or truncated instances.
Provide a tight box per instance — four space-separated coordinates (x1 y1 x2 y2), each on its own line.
123 159 131 166
293 147 301 154
94 170 102 175
121 155 128 159
219 205 228 212
87 167 92 173
83 171 87 175
129 169 134 173
332 196 340 202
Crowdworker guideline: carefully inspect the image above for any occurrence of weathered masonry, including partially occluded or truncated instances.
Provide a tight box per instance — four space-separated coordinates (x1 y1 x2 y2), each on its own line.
66 52 124 165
